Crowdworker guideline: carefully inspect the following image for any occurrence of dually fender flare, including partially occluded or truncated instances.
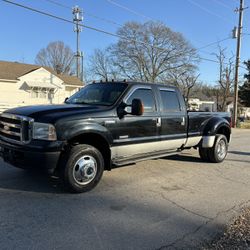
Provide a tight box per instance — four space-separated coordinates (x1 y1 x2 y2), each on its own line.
200 117 231 148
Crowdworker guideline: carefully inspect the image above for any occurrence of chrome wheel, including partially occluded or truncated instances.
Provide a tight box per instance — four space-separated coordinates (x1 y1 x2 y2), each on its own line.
217 139 227 160
73 155 97 185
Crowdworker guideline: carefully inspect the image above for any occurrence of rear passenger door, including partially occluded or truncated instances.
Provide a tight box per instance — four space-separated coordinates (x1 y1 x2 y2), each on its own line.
158 88 187 150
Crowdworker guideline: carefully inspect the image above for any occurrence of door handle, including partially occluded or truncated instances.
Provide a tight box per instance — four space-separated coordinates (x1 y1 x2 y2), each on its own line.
181 117 185 126
156 117 161 127
176 117 185 125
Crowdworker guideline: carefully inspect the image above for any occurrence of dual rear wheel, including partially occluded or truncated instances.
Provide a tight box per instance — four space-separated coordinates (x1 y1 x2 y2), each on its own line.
199 134 228 163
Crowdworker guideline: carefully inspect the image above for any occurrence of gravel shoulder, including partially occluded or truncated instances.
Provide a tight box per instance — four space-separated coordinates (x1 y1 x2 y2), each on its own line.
204 206 250 249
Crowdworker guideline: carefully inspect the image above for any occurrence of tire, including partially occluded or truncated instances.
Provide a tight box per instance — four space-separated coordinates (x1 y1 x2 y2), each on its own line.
59 144 104 193
207 134 228 163
199 147 209 162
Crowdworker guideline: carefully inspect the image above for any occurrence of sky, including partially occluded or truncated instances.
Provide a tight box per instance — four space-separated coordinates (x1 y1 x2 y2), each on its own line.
0 0 250 85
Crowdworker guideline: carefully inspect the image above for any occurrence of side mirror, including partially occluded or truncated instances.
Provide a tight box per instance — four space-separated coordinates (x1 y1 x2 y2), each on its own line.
64 97 69 103
117 98 144 118
131 99 144 116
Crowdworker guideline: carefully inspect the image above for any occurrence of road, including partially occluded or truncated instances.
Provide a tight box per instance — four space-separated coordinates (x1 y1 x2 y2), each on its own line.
0 129 249 250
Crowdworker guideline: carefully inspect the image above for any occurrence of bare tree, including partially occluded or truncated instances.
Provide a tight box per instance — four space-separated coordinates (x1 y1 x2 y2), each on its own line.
89 48 117 81
168 70 200 103
192 83 218 101
109 21 199 83
35 41 74 75
213 46 234 111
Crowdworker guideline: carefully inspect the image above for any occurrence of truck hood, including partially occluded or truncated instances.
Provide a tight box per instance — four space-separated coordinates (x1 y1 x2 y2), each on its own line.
5 104 110 123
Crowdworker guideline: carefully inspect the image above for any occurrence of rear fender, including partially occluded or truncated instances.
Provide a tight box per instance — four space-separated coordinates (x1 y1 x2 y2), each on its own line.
201 117 231 148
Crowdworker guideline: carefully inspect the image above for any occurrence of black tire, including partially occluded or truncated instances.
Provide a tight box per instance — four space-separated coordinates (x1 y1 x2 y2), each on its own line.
59 144 104 193
207 134 228 163
199 147 209 162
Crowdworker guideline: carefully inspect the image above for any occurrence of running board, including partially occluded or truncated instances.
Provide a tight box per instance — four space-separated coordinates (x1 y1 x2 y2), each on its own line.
112 149 182 167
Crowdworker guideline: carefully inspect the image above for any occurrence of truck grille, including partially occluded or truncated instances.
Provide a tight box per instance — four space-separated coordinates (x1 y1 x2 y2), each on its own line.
0 113 33 144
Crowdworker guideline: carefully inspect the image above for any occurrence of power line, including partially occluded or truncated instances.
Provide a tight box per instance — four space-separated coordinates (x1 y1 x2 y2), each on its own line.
43 0 69 9
1 0 194 56
187 0 234 24
197 37 232 50
200 56 247 70
1 0 241 69
44 0 233 53
211 0 233 11
43 0 236 56
44 0 123 27
2 0 125 40
105 0 154 21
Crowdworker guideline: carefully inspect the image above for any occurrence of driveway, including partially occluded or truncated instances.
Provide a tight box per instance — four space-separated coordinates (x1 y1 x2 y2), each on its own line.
0 129 249 249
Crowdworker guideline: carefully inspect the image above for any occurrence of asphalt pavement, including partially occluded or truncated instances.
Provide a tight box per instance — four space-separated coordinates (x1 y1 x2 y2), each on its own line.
0 129 249 250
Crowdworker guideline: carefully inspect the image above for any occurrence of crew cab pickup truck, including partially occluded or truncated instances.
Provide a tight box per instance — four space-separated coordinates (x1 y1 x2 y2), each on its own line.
0 81 231 193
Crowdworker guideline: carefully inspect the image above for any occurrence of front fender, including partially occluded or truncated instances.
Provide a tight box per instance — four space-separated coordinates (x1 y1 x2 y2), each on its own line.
56 121 113 144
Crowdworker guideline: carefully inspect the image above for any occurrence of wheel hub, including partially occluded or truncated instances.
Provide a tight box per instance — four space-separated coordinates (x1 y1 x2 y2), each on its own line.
217 140 227 160
73 155 97 185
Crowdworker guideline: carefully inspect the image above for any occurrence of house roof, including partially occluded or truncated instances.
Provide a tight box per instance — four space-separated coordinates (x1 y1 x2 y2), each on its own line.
54 73 83 87
0 61 38 80
0 60 84 86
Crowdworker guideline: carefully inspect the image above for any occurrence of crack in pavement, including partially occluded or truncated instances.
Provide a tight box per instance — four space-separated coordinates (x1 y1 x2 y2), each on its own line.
213 167 249 186
149 189 212 220
156 199 250 250
159 192 212 220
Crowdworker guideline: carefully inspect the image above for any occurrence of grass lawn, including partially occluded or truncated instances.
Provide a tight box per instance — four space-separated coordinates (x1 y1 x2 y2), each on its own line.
240 120 250 129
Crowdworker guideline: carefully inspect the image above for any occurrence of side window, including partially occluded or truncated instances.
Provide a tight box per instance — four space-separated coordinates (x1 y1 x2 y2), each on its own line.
127 88 156 112
160 90 181 112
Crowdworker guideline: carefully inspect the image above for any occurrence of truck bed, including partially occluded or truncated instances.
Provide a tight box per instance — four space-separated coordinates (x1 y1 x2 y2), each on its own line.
188 111 231 136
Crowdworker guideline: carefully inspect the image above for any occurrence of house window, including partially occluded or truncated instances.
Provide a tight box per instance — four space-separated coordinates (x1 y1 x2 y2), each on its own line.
31 89 39 98
30 88 50 99
48 90 55 99
39 91 47 98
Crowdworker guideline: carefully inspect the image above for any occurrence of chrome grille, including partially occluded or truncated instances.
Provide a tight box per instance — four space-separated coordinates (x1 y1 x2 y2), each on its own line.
0 113 33 144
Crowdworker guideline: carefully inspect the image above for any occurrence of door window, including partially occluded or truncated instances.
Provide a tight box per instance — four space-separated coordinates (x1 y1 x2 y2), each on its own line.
160 90 181 112
127 88 156 112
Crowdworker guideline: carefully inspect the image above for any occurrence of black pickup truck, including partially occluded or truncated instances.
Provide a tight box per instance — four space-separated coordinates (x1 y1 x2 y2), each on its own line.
0 81 231 193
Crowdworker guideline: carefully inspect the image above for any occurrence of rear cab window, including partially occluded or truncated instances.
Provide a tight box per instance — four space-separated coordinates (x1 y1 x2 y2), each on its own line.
159 89 181 112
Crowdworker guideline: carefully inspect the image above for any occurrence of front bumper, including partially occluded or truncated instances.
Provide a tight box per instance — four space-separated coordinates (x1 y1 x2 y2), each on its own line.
0 139 65 174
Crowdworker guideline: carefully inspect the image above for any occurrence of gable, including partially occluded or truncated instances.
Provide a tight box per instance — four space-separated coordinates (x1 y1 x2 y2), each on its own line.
19 67 63 88
0 60 83 87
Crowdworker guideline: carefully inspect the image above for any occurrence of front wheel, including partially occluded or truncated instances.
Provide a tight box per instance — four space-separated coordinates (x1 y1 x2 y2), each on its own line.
60 144 104 193
207 134 228 163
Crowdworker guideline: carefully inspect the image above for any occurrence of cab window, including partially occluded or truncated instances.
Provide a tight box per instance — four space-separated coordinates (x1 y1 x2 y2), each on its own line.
127 88 156 113
160 90 181 112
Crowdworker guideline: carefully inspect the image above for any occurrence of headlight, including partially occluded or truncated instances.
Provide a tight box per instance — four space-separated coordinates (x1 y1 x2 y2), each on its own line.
32 122 57 141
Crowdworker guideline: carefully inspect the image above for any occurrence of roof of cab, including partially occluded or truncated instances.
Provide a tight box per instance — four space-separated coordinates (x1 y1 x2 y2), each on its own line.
93 80 177 90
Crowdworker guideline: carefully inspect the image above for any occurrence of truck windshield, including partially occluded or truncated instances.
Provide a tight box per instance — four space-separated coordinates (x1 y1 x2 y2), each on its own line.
66 82 128 106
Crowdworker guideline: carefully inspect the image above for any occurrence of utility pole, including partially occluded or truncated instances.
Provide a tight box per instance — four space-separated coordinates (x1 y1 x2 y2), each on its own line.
232 0 244 127
81 51 84 82
72 6 83 79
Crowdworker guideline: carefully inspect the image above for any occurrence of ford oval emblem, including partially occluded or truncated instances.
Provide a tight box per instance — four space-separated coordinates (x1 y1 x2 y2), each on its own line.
4 125 10 131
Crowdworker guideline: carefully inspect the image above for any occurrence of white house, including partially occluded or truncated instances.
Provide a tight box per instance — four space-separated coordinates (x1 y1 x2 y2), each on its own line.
0 60 83 112
188 98 216 112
